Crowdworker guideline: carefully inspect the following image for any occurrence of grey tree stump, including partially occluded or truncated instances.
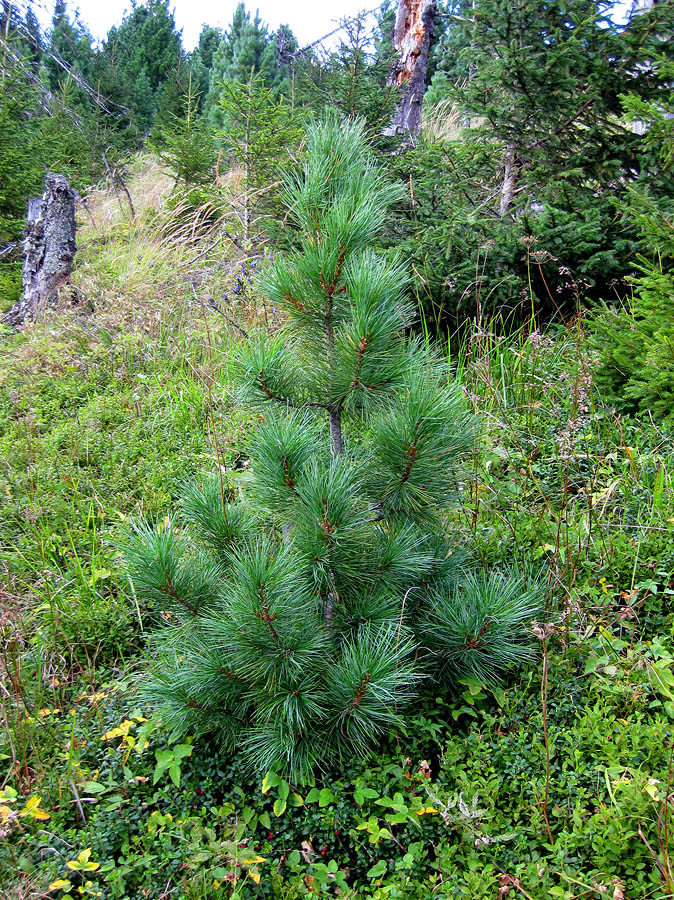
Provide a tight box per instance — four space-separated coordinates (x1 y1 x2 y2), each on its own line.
3 173 77 328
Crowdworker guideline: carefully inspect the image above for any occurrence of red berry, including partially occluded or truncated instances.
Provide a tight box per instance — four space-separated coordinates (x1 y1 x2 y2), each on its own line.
268 832 274 840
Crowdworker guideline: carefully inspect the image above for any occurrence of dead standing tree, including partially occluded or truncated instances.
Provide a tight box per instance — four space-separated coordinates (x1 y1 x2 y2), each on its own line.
3 173 77 328
384 0 437 135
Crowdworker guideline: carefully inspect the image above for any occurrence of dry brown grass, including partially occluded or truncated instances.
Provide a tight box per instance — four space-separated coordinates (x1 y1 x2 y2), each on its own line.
4 152 271 350
83 153 173 229
421 98 465 144
68 154 251 334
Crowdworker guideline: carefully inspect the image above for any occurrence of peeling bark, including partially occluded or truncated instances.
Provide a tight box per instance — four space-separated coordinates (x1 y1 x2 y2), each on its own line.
3 173 77 328
384 0 436 136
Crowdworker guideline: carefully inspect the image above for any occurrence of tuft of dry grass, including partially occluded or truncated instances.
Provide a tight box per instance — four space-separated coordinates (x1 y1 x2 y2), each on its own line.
83 153 173 229
67 153 254 335
421 98 465 144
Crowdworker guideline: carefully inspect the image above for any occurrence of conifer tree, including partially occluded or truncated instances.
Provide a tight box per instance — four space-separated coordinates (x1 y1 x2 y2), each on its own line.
190 26 223 103
218 70 302 245
205 4 281 128
100 0 182 133
152 77 215 186
126 115 542 780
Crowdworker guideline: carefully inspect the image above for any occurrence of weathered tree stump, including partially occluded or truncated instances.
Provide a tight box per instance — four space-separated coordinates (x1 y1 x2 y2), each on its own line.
3 173 77 328
384 0 437 137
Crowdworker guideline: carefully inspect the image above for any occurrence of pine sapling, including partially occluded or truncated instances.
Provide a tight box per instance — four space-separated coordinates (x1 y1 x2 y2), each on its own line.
126 113 543 779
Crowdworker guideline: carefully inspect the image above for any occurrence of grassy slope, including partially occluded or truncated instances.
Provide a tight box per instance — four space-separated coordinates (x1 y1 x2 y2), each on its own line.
2 159 674 899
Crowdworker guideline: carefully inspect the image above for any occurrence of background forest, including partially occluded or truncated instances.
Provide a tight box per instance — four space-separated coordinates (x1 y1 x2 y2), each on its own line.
2 0 674 898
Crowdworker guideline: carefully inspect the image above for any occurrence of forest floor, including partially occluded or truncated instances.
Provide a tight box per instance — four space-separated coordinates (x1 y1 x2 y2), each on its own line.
2 159 674 900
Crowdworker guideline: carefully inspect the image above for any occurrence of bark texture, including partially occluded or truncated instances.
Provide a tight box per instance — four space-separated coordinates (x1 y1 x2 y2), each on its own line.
3 173 77 327
384 0 436 136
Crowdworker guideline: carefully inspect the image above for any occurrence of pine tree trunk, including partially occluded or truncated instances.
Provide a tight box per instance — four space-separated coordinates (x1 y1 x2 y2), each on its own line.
324 312 343 455
384 0 436 136
3 173 77 328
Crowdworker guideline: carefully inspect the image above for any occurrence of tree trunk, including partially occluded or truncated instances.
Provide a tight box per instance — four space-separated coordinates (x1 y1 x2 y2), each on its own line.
3 173 77 327
384 0 436 136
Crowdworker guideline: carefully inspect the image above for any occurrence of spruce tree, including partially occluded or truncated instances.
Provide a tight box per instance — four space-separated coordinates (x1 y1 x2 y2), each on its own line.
152 76 215 187
126 115 541 780
205 4 281 128
399 0 674 325
218 70 302 245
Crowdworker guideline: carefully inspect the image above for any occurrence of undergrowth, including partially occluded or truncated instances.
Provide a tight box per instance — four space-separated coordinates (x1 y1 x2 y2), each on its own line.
2 158 674 899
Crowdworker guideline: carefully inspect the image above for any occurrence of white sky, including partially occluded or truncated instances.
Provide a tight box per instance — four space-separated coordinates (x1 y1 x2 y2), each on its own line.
25 0 635 51
22 0 635 51
27 0 381 49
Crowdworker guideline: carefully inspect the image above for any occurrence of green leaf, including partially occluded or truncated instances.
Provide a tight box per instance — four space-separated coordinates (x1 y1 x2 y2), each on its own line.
212 867 230 880
305 787 320 804
278 780 290 801
287 850 301 866
273 797 287 817
82 781 106 795
169 764 181 787
318 788 335 807
654 464 665 508
259 811 271 829
367 859 387 879
262 771 281 793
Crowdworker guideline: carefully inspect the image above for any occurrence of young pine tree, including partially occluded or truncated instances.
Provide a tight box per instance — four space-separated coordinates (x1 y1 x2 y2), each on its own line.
126 115 542 780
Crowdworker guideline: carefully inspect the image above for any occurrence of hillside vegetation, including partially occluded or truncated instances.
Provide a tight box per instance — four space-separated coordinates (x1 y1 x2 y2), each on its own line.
2 1 674 898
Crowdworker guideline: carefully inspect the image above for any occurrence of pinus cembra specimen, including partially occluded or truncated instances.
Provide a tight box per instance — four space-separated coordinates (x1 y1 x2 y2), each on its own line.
125 114 543 780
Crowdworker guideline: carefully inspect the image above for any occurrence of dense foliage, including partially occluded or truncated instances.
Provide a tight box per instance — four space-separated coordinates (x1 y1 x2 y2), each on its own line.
392 0 674 325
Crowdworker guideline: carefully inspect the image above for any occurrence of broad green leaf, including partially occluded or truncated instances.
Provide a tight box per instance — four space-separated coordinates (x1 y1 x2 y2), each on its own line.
318 788 335 807
367 859 387 878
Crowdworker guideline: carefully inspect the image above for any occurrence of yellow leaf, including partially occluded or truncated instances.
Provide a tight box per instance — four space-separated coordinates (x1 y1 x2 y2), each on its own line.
242 855 266 865
31 808 51 820
87 691 107 704
48 879 73 891
20 796 50 819
248 871 261 884
0 805 13 820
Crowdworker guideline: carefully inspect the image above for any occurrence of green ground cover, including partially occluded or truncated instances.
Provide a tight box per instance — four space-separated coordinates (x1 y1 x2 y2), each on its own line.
2 163 674 900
